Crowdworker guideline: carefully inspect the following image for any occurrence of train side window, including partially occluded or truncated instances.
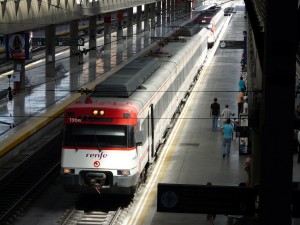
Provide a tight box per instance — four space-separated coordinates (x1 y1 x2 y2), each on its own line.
135 130 144 146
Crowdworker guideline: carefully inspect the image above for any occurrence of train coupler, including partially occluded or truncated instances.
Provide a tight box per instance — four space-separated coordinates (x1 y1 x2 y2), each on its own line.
86 172 106 194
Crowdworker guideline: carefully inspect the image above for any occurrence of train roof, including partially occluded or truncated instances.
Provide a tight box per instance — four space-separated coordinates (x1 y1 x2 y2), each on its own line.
176 22 202 36
71 27 207 114
193 4 216 12
93 57 160 98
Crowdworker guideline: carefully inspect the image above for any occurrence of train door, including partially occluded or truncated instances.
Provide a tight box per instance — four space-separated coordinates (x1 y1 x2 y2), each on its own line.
148 104 155 163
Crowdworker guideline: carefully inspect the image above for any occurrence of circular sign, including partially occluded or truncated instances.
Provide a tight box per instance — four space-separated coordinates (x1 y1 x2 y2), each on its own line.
9 34 25 51
77 38 84 46
94 161 100 167
220 41 226 48
161 191 178 208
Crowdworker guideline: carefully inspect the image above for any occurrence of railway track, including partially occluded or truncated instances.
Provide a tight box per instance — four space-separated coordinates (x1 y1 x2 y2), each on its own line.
0 133 62 224
59 207 123 225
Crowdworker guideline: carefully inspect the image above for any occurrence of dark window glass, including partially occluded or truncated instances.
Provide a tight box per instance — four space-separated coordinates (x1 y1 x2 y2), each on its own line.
64 124 134 148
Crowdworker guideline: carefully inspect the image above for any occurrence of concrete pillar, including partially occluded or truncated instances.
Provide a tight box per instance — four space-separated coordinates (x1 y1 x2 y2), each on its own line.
116 12 124 66
162 0 166 21
13 62 25 93
144 4 150 31
70 20 79 57
103 13 111 71
45 24 56 78
46 80 55 106
69 20 80 74
88 57 96 81
103 14 112 53
259 1 297 224
167 0 171 22
127 8 133 37
185 0 191 13
127 36 133 58
156 1 161 26
116 11 124 39
89 16 97 58
174 0 179 15
88 16 97 80
136 6 142 33
70 58 79 90
170 0 175 21
150 3 156 29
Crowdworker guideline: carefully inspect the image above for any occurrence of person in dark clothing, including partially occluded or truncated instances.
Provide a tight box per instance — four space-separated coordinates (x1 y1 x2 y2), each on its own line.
7 86 13 101
210 97 220 132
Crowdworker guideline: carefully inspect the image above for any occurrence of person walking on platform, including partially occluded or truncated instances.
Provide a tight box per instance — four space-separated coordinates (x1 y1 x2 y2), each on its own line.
243 96 248 114
220 119 234 158
210 97 220 132
243 157 252 186
239 76 246 92
237 89 244 114
221 104 235 123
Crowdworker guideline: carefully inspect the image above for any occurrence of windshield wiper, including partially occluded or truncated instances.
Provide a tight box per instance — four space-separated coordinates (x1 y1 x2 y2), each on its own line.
71 135 79 152
94 135 102 152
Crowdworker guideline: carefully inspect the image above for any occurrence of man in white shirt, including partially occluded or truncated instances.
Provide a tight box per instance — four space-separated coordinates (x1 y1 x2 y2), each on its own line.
243 97 248 114
221 104 235 122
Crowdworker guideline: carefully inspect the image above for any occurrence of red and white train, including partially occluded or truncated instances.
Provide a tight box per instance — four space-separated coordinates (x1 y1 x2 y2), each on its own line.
60 19 210 195
193 5 225 47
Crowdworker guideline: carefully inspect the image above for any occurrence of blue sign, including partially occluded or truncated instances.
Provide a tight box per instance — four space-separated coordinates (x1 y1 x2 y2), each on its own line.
5 32 32 60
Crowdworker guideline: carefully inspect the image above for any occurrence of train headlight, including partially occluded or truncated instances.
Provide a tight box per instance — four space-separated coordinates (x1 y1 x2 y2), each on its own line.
63 168 75 174
92 109 104 116
117 169 130 176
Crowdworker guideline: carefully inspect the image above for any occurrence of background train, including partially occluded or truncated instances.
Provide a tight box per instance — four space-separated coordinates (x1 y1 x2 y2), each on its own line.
60 8 223 195
193 5 225 47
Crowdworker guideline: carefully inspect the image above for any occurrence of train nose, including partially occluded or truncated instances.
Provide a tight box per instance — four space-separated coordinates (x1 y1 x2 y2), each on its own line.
86 173 106 193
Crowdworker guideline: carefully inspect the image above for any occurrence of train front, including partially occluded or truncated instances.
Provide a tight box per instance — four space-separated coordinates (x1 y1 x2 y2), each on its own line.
61 99 141 195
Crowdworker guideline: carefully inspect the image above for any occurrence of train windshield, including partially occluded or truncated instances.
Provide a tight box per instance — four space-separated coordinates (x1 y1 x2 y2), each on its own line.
64 124 135 148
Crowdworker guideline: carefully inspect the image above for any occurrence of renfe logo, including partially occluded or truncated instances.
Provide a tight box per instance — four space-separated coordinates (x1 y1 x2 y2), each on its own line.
86 152 108 160
94 161 100 167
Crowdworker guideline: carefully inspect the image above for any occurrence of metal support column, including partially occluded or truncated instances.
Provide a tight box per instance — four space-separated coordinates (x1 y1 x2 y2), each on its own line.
69 20 80 76
167 0 171 22
104 14 112 52
104 13 112 70
45 24 56 78
259 1 297 224
144 4 150 31
89 15 97 59
13 61 25 93
70 20 79 58
150 3 156 29
136 6 142 33
127 8 133 37
116 11 124 39
170 0 175 21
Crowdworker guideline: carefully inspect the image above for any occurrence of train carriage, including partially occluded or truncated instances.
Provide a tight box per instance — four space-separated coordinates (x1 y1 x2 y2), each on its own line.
61 26 208 195
193 6 225 47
